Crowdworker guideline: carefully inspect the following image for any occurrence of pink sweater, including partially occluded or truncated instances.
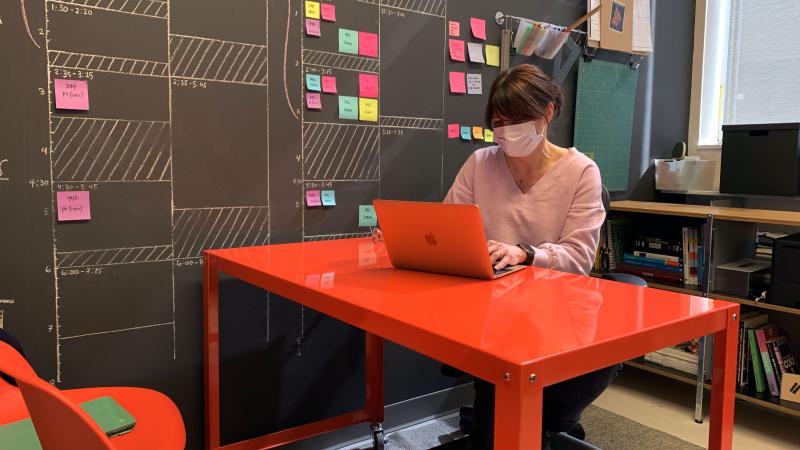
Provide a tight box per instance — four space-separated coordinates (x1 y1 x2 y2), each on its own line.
444 146 605 275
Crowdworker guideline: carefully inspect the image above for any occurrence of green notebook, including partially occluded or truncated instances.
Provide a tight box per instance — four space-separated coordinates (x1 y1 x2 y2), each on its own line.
0 396 135 449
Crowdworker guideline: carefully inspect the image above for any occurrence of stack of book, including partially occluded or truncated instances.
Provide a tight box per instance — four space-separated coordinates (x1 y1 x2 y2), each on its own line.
595 216 632 272
738 312 798 397
614 226 704 285
644 340 700 376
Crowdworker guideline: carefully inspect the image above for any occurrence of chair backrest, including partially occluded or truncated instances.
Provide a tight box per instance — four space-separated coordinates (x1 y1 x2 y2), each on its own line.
0 341 114 450
601 184 611 213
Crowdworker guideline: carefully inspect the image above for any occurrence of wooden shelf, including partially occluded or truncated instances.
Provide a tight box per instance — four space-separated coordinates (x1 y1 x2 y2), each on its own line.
708 292 800 317
610 200 800 227
624 360 800 419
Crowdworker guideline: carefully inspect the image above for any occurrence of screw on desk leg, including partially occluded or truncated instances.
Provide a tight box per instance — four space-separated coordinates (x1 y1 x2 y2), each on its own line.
503 372 511 382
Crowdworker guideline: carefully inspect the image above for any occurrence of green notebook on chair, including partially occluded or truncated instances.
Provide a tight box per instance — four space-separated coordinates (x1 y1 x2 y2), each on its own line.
0 396 136 449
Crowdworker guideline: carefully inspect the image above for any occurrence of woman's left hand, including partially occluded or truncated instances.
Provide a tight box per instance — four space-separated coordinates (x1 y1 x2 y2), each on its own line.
487 240 526 270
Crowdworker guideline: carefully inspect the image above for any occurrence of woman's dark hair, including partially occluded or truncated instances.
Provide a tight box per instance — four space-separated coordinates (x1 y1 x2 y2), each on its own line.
485 64 563 129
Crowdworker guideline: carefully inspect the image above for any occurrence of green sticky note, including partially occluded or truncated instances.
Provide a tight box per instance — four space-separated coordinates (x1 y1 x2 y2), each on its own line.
338 96 358 120
321 190 336 206
359 205 377 227
339 28 359 54
460 126 471 141
306 74 321 91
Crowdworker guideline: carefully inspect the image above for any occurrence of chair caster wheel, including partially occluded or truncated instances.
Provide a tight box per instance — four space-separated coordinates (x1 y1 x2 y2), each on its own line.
371 423 386 449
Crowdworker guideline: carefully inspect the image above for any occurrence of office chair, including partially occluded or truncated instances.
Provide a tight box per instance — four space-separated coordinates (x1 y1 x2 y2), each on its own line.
0 341 186 449
598 185 648 287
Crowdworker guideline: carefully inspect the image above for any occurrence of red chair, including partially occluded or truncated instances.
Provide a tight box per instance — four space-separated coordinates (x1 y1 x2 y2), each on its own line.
0 341 186 449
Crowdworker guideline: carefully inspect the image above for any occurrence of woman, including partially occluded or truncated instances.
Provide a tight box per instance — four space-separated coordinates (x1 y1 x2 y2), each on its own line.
444 64 619 448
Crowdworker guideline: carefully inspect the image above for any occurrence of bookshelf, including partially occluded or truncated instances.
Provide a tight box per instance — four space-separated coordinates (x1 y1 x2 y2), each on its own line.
607 200 800 421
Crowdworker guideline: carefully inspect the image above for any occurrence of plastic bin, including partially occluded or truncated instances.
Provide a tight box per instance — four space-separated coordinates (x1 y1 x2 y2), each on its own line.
654 158 716 192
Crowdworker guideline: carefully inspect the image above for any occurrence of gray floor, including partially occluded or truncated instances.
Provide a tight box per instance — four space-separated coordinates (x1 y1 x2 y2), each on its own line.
338 405 702 450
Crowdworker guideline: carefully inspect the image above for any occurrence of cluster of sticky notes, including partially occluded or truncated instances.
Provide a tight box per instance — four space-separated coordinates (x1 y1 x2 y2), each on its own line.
338 29 378 58
54 79 89 111
306 189 337 207
306 73 339 110
446 18 499 68
337 96 378 122
56 191 91 221
449 72 482 95
359 205 377 227
448 124 494 143
305 1 336 36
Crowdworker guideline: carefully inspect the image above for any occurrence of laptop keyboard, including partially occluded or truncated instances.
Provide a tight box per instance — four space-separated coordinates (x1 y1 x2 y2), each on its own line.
493 267 513 276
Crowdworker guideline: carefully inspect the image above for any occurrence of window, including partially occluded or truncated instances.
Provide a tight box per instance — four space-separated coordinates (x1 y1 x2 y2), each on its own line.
693 0 800 148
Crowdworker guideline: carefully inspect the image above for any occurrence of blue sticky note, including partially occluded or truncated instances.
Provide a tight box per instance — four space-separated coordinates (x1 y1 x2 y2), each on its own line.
339 28 359 54
338 96 358 120
359 205 377 227
306 74 322 91
460 126 472 140
321 190 336 206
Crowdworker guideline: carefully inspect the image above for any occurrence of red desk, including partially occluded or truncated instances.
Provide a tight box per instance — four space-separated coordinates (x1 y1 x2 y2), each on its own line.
204 238 739 450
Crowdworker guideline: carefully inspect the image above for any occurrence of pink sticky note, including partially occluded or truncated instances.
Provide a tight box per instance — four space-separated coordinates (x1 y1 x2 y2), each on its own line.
321 3 336 21
306 92 322 110
56 191 91 221
306 190 322 206
321 75 337 94
448 21 460 37
54 79 89 111
471 17 486 40
449 72 466 94
359 32 379 58
359 73 379 98
305 18 321 36
448 39 465 62
447 124 460 139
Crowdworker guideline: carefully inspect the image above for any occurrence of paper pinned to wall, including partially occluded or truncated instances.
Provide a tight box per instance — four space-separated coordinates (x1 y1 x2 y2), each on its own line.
338 96 358 120
321 190 336 206
305 1 320 19
484 129 494 143
321 75 337 93
573 59 639 192
460 126 472 140
466 73 482 95
339 28 359 54
320 2 336 21
359 32 379 58
56 191 91 221
359 73 379 98
305 18 321 37
359 98 378 122
485 45 500 67
588 0 651 54
54 79 89 110
359 205 377 227
467 43 485 63
447 124 460 139
448 21 460 37
448 39 465 62
470 18 486 40
472 126 483 140
449 72 466 94
305 73 321 91
306 190 322 207
306 92 322 110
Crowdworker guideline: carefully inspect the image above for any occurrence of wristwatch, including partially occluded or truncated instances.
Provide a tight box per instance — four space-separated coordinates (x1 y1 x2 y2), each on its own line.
517 243 536 266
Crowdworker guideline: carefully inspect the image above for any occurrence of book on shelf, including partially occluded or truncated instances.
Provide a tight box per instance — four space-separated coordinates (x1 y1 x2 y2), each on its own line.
736 314 798 398
644 340 700 376
755 325 781 397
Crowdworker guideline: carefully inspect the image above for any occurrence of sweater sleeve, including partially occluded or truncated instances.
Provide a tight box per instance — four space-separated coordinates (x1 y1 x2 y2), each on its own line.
443 153 476 204
531 164 605 275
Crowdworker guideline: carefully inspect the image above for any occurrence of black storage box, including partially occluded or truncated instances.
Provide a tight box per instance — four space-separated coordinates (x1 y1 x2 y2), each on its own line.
720 123 800 196
769 232 800 309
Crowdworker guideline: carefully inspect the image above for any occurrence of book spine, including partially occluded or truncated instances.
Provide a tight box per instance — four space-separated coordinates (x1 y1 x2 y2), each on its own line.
768 344 783 384
748 329 767 393
691 228 698 285
682 227 689 285
755 328 780 396
632 251 680 262
737 321 745 387
607 220 616 271
624 254 682 268
621 257 683 273
616 263 683 282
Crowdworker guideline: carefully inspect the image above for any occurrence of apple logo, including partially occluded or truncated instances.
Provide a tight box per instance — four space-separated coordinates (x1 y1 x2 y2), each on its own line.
425 232 437 245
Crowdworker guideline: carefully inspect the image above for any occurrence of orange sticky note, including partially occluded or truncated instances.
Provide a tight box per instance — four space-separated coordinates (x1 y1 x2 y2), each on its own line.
448 39 465 62
448 21 460 37
472 126 483 139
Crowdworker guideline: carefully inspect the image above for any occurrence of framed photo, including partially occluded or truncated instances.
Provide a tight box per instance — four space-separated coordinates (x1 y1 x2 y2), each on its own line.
609 1 626 33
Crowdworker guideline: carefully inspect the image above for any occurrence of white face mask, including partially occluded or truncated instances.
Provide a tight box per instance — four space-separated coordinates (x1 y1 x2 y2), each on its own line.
493 121 545 158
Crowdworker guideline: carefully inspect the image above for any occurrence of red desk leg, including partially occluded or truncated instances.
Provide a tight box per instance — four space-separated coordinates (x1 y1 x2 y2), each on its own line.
204 255 221 450
365 332 385 423
494 374 542 450
708 309 738 450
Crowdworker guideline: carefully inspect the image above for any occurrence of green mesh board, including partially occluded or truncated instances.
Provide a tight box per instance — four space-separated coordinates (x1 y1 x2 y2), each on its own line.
573 59 640 192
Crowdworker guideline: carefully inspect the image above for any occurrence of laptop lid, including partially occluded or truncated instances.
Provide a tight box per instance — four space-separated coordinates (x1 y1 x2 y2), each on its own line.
373 200 495 279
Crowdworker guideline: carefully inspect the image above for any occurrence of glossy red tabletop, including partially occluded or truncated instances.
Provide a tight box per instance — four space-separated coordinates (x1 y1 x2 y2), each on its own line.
207 238 737 384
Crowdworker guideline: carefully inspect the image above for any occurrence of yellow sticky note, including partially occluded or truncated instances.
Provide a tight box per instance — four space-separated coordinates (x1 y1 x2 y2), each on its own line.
472 126 483 139
359 98 378 122
484 129 494 143
485 45 500 67
305 1 320 19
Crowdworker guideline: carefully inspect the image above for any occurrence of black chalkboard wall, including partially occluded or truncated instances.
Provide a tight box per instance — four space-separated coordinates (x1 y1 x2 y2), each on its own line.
1 0 583 448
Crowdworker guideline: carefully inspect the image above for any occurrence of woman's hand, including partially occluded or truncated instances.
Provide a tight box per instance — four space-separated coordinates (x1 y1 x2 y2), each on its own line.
487 240 527 270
